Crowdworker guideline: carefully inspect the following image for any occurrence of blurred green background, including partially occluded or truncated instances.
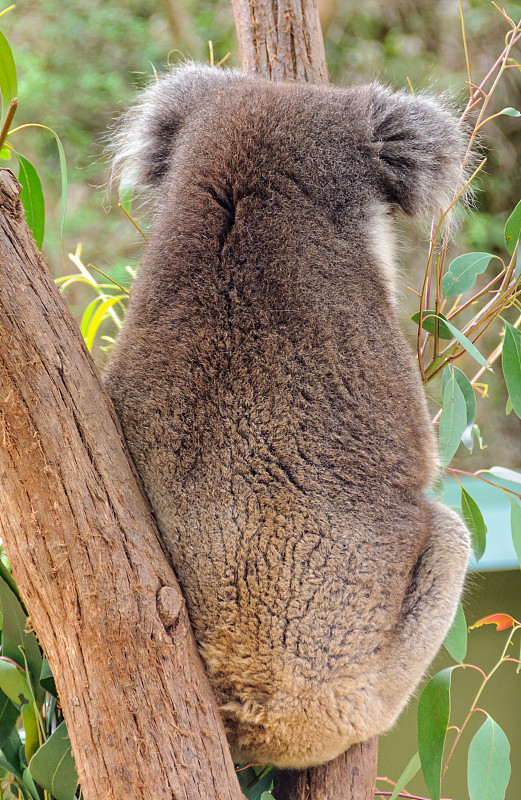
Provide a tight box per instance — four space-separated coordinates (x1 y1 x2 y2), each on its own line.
2 1 520 797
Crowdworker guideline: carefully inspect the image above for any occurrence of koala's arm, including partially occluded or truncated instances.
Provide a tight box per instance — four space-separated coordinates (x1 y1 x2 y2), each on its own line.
368 85 467 218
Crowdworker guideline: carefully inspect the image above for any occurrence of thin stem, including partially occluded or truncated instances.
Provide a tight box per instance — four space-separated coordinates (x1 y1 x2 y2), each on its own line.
0 98 18 152
441 625 521 779
118 203 147 240
458 0 473 100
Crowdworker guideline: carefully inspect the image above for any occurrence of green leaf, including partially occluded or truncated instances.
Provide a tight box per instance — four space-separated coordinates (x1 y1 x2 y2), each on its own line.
442 367 476 449
0 660 31 705
39 659 57 697
468 717 511 800
21 767 39 800
412 310 453 339
85 296 123 351
438 373 467 468
461 487 487 561
29 722 78 800
0 689 20 746
0 575 42 696
260 794 274 800
390 752 421 800
441 253 496 296
1 728 23 775
0 146 10 159
21 705 39 763
509 498 521 568
488 466 521 484
418 667 454 800
443 602 467 662
237 766 275 800
498 107 521 117
15 153 45 250
502 321 521 418
0 30 17 116
442 318 490 370
505 199 521 256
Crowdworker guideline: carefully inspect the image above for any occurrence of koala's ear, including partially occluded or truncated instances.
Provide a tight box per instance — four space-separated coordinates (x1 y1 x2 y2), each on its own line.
369 85 467 218
109 63 241 191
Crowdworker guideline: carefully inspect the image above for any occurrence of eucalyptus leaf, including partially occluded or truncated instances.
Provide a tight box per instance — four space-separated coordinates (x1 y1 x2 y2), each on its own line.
441 252 496 296
438 373 467 468
498 107 521 117
505 199 521 256
0 30 17 117
0 576 42 696
468 717 511 800
15 153 45 250
461 487 487 561
442 318 490 370
0 689 20 746
443 601 467 662
502 321 521 418
0 659 31 705
442 366 476 449
411 310 452 339
390 752 421 800
29 721 78 800
418 667 454 800
488 466 521 484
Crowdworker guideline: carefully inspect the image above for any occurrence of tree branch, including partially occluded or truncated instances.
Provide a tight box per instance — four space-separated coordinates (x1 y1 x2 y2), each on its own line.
0 169 242 800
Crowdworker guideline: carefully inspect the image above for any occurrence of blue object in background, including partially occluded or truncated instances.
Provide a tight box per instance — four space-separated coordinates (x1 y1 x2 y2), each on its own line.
443 475 520 571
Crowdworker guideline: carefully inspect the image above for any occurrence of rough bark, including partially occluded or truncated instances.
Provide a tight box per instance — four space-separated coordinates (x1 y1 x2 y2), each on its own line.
230 0 328 82
230 0 378 798
0 169 242 800
272 740 378 800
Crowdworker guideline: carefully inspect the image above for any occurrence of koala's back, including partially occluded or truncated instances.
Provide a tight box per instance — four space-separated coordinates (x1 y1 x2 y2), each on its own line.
104 67 470 767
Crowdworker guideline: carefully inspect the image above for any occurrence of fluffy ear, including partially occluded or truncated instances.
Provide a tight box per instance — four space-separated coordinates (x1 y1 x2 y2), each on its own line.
109 63 243 191
369 85 467 218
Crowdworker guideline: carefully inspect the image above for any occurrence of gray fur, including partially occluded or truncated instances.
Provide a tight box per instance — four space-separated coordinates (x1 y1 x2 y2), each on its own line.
104 65 470 768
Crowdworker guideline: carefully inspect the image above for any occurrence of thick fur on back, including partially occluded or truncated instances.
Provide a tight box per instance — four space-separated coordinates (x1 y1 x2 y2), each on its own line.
104 65 470 768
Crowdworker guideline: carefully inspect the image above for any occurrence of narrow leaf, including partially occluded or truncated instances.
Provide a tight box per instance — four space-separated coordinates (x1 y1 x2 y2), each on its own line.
442 318 490 370
0 576 42 694
443 602 467 662
442 366 476 449
498 107 521 117
0 30 17 116
0 659 31 705
438 373 467 468
441 252 496 296
505 199 521 255
468 717 511 800
0 689 20 746
509 497 521 567
390 752 421 800
488 466 521 484
418 667 454 800
461 487 487 560
29 722 78 800
412 310 453 339
21 705 39 762
502 321 521 418
15 153 45 250
470 613 518 631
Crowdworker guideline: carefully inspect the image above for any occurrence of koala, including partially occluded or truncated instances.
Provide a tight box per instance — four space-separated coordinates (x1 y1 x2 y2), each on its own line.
104 64 471 769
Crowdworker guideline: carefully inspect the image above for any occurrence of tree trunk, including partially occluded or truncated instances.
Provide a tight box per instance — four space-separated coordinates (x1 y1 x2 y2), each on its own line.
0 169 242 800
230 0 328 83
230 1 378 798
272 741 378 800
